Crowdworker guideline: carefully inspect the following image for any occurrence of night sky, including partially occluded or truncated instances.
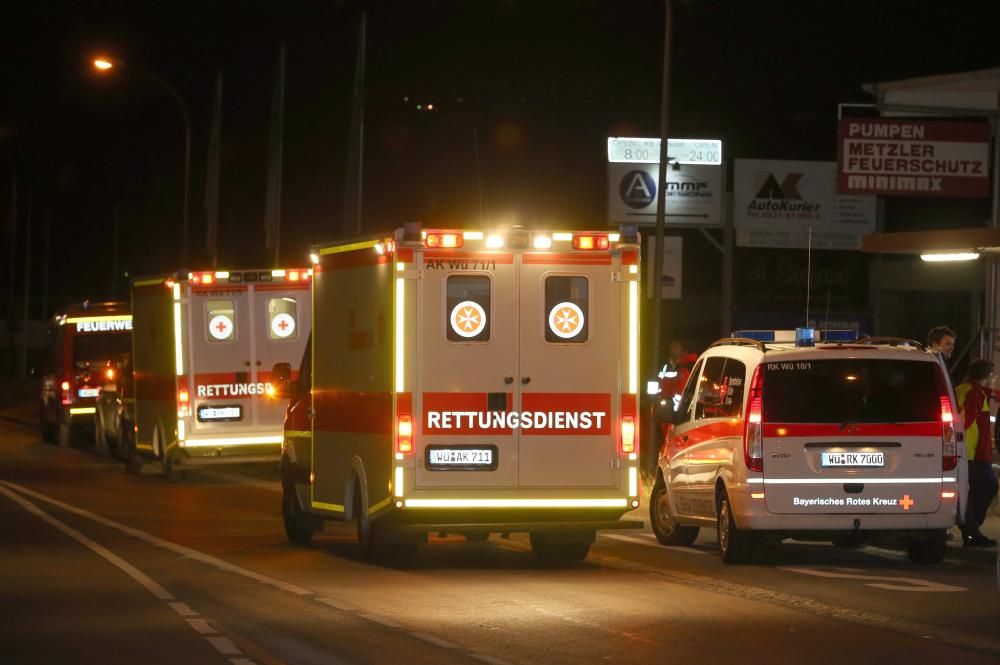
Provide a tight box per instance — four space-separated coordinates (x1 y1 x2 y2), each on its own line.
2 0 999 312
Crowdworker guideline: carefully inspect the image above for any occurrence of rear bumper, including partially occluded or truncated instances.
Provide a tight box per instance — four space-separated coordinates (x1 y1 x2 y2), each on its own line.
175 453 279 467
393 519 643 535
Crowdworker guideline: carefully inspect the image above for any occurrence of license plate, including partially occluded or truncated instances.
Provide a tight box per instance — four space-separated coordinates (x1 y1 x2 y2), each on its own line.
428 448 494 466
77 388 99 398
197 405 243 422
821 451 884 467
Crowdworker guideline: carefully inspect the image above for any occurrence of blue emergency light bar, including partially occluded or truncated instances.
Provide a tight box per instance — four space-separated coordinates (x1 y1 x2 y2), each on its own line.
732 329 860 344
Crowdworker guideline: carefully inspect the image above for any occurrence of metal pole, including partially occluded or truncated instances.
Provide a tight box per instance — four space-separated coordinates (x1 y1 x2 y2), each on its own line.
651 0 673 375
5 159 15 377
18 189 31 379
41 210 50 321
986 118 1000 365
720 159 732 336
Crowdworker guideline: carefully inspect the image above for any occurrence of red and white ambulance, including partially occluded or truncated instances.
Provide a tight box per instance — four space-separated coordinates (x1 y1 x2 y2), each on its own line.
129 268 311 476
40 302 133 447
276 226 642 561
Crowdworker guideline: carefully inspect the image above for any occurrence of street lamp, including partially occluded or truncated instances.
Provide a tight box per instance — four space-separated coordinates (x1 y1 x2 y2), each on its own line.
92 56 191 268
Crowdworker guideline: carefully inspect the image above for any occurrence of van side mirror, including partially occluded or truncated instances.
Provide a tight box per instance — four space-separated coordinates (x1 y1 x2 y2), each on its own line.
271 362 293 399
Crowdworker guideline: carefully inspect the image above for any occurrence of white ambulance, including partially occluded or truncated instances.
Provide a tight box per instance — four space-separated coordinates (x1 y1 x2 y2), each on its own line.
276 225 643 561
129 268 311 477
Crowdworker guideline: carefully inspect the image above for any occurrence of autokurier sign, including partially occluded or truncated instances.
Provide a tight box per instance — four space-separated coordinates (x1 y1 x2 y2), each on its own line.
837 119 990 197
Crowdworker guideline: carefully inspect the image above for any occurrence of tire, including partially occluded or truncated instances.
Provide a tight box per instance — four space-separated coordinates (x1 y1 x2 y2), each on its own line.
907 531 947 564
153 427 175 480
94 413 110 457
650 476 699 546
282 482 315 546
717 492 753 564
122 422 142 473
57 414 72 448
529 532 593 563
354 484 376 560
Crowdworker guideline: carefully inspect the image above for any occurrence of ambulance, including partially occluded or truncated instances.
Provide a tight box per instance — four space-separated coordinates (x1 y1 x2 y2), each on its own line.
129 268 311 477
276 225 643 561
40 302 133 447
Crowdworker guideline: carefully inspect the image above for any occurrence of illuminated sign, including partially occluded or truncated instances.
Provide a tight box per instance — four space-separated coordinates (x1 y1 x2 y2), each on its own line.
607 137 722 165
548 302 585 339
426 410 607 431
449 301 486 338
75 319 132 333
196 382 272 398
196 405 243 422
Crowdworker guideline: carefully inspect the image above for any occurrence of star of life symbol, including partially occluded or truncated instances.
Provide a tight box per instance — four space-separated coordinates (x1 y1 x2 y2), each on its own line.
450 300 486 338
208 314 234 340
271 313 296 338
548 301 584 339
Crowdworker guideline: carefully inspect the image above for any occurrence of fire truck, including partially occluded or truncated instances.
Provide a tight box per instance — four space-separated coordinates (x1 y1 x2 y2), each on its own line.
275 226 643 561
129 268 311 477
40 302 133 448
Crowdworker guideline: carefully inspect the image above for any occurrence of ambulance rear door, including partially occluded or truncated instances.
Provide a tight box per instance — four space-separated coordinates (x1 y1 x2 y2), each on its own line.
517 251 619 488
187 282 256 434
415 249 518 489
253 280 311 430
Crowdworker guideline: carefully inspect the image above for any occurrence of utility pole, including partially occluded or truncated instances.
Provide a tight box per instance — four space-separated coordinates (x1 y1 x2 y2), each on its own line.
6 159 16 377
42 210 50 321
18 189 31 379
651 0 673 375
111 205 120 298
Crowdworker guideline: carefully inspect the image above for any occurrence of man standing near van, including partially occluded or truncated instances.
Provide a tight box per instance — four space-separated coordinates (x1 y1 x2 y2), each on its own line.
927 326 956 360
956 359 999 547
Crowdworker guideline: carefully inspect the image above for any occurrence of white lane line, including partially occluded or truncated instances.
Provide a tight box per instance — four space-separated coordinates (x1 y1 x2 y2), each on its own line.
409 632 460 649
0 480 313 596
777 566 967 592
601 532 706 554
470 653 515 665
169 602 199 617
0 485 174 601
315 596 358 611
205 637 243 655
360 613 403 628
187 618 219 634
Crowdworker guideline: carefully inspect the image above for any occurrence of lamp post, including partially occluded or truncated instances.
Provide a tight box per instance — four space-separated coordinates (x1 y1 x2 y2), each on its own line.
93 57 191 268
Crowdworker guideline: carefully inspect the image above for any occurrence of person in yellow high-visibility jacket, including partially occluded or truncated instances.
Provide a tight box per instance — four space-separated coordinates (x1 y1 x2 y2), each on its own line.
956 359 999 548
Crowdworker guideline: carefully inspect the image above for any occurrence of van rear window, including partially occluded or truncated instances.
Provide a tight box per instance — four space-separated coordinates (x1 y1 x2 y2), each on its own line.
762 359 940 423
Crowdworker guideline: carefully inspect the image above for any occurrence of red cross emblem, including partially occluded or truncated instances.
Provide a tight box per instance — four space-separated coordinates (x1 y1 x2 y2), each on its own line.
899 495 914 510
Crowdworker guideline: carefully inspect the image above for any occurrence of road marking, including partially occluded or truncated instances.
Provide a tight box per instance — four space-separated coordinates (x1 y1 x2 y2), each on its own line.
0 483 252 664
187 618 218 634
777 566 966 592
361 613 403 628
206 637 243 655
315 596 358 611
409 632 460 648
0 480 312 596
601 532 706 554
169 602 199 616
0 484 174 601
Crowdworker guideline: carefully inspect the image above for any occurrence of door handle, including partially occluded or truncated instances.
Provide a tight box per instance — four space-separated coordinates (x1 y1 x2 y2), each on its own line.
255 360 262 367
244 360 251 367
504 376 514 385
521 377 531 385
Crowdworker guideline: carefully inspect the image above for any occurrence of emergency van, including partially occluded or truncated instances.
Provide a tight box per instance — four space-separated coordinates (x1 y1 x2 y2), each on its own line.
129 269 311 477
276 225 643 561
40 302 133 448
652 330 968 564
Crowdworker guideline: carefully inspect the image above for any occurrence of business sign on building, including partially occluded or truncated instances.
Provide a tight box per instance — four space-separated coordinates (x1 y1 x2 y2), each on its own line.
734 159 876 250
609 163 722 226
837 119 990 197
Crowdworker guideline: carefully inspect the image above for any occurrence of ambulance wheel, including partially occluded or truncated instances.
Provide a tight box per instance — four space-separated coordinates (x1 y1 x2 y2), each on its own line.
907 531 947 564
282 482 314 546
650 476 699 546
717 492 753 564
153 427 175 480
355 485 376 560
57 415 72 448
94 414 110 457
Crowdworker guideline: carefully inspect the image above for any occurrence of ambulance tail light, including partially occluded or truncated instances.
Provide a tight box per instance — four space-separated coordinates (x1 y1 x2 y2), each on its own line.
940 395 957 471
396 415 413 454
573 235 610 250
620 416 636 455
743 366 764 473
425 233 463 249
178 388 190 417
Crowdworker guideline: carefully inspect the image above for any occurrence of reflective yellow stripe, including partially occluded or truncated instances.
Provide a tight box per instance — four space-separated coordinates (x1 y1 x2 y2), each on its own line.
369 496 392 514
318 239 380 255
403 498 628 508
285 430 311 438
134 278 164 287
183 435 283 447
311 500 344 513
69 407 96 415
65 315 133 324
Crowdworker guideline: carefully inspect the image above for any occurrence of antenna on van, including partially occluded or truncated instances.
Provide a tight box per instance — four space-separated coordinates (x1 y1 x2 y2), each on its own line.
804 227 812 328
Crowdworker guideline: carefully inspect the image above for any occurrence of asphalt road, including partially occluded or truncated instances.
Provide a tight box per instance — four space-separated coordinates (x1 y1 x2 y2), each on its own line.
2 417 999 665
